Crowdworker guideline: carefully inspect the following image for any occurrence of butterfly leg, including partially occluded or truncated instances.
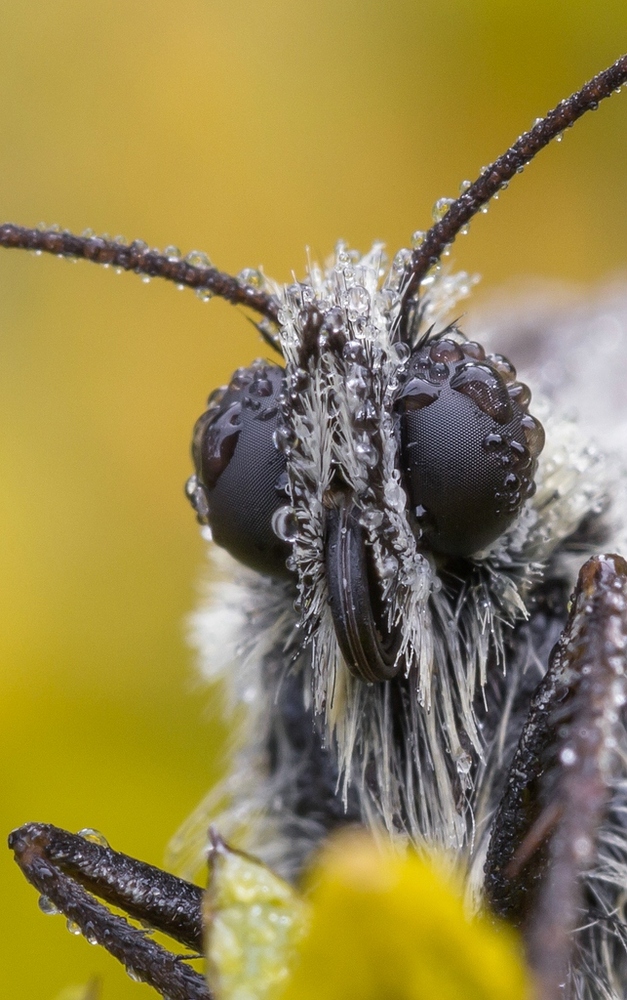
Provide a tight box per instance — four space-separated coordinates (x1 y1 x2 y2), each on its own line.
484 553 627 1000
8 822 209 1000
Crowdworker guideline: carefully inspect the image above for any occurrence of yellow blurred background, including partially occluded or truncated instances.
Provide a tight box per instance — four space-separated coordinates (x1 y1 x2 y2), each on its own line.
1 2 626 997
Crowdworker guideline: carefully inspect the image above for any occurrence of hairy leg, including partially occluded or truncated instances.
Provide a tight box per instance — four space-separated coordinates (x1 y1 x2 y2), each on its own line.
485 554 627 1000
9 823 209 1000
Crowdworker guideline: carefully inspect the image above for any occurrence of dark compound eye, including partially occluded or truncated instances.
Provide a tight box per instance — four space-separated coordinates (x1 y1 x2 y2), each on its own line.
395 337 545 558
186 360 292 577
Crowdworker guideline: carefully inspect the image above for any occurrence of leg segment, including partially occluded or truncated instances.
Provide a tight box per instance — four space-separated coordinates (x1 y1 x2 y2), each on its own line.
9 822 209 1000
485 554 627 1000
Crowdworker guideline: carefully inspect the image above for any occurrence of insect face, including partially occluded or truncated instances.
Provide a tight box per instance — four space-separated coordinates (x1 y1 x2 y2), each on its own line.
186 315 547 686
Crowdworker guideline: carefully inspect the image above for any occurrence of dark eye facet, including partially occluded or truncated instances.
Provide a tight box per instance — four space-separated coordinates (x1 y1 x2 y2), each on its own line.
186 360 292 577
395 337 544 557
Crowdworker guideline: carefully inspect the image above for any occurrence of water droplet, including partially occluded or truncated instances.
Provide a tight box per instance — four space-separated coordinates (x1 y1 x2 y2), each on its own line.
288 367 310 393
508 382 531 409
345 284 370 321
78 828 110 848
185 250 210 268
127 968 142 983
185 473 198 499
429 361 448 382
355 439 378 466
456 751 472 775
573 835 592 861
411 230 426 248
612 683 626 707
521 413 545 455
482 432 503 451
346 374 368 400
462 340 486 361
396 378 440 412
429 339 463 364
271 506 299 541
238 267 263 289
432 197 454 222
343 340 367 365
488 352 517 383
560 746 577 767
38 895 59 916
195 287 213 302
164 245 181 261
359 509 384 530
379 555 399 579
272 425 298 455
459 179 472 194
391 248 412 273
383 478 405 512
66 919 82 936
323 306 345 335
450 362 513 424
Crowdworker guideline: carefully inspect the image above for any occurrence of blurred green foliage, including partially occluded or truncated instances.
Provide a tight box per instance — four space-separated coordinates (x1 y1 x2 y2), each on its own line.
1 3 626 997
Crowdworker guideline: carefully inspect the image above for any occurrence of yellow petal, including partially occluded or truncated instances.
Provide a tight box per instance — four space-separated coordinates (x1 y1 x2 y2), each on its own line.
277 831 528 1000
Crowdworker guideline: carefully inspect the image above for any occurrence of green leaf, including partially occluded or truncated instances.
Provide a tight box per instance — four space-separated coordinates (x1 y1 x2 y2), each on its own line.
204 836 309 1000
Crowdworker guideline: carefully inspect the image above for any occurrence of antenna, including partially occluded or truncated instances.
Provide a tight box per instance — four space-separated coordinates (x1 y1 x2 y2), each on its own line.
0 224 280 326
398 53 627 338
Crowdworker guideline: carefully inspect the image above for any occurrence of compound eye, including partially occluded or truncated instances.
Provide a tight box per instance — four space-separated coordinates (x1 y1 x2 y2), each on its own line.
186 360 292 577
395 338 545 557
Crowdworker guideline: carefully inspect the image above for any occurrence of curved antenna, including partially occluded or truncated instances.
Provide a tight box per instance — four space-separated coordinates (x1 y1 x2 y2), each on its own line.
0 223 282 347
399 52 627 337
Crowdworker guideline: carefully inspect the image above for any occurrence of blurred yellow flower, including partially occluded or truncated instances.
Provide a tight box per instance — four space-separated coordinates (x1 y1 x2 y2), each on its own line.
282 831 528 1000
